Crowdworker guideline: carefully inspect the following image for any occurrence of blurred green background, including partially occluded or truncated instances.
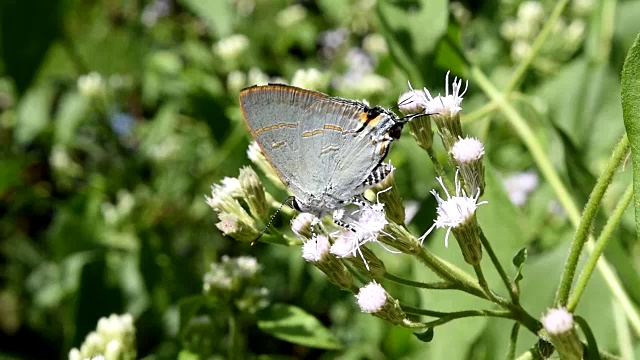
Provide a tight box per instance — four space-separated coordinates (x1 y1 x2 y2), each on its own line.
1 0 639 359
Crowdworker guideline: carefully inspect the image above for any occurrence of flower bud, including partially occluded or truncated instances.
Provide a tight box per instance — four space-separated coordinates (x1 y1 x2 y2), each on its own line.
379 222 422 255
408 116 433 151
330 231 386 277
291 212 315 241
355 281 407 325
303 235 354 290
216 212 259 242
239 166 269 222
541 308 583 360
451 213 483 265
450 136 485 196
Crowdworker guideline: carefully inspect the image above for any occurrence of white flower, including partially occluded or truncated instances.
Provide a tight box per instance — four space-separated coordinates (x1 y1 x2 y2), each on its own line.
247 67 271 86
235 256 260 278
205 177 243 213
451 136 485 163
517 1 545 24
302 234 331 262
213 34 249 62
330 231 358 258
419 173 487 246
350 202 389 241
420 71 468 117
77 72 104 97
541 307 574 335
276 4 307 27
291 68 329 91
397 87 429 114
356 281 387 313
291 212 316 240
331 202 397 270
503 171 538 206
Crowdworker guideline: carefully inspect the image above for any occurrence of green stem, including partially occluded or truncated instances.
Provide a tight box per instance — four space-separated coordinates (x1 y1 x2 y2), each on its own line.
228 310 240 360
506 323 520 360
613 298 635 360
400 304 512 323
426 147 455 193
471 66 577 222
422 310 512 328
480 230 519 304
555 135 629 306
567 184 633 311
473 264 498 303
414 248 487 299
503 0 571 92
383 272 458 290
462 101 499 124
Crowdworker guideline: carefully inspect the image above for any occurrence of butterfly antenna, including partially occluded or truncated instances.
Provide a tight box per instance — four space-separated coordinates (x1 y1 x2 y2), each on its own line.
251 196 296 245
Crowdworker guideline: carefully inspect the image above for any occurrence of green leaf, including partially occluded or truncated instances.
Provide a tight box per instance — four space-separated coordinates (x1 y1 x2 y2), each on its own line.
512 248 528 268
54 92 90 145
376 0 448 83
512 247 528 286
434 22 468 77
15 85 55 145
177 350 200 360
574 315 600 360
178 295 209 332
180 0 234 38
414 328 434 342
622 32 640 239
257 303 342 350
0 0 65 93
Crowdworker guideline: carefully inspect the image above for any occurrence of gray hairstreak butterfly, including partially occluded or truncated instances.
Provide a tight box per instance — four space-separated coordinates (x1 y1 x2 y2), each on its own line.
239 84 418 217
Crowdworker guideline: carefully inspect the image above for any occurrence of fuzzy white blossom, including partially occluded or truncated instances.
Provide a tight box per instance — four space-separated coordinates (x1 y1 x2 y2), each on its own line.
356 281 387 313
302 234 331 262
450 137 485 163
541 307 574 335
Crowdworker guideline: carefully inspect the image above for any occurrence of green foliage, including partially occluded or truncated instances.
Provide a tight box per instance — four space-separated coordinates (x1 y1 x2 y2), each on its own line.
257 303 342 350
0 0 638 359
622 32 640 239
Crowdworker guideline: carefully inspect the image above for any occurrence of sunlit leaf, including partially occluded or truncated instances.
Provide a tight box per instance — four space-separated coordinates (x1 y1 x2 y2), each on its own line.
257 303 342 350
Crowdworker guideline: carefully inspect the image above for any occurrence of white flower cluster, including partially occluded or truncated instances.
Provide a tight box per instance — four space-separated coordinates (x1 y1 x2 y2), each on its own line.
203 256 269 313
398 72 468 118
500 1 588 70
203 255 260 293
68 314 136 360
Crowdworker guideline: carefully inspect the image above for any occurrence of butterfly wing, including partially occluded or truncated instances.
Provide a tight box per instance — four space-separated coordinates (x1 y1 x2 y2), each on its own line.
305 101 399 201
239 84 329 201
